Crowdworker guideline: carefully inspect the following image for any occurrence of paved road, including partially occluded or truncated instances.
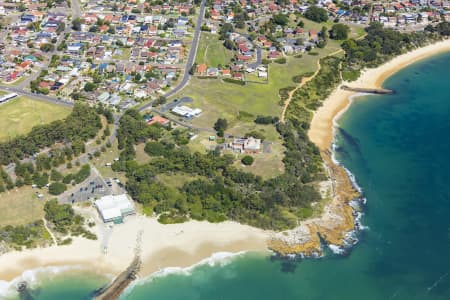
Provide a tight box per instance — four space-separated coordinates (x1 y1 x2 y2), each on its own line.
248 46 262 69
0 84 73 107
71 0 82 19
139 0 207 112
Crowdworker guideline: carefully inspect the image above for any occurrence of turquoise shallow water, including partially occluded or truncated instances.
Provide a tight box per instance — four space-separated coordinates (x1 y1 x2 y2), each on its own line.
2 52 450 300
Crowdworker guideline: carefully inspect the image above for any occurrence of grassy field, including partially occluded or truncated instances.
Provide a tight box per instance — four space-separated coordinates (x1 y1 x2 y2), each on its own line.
135 143 152 164
113 47 131 60
229 124 285 179
195 32 234 67
157 173 202 189
174 40 341 130
293 16 366 40
0 186 47 226
0 96 71 142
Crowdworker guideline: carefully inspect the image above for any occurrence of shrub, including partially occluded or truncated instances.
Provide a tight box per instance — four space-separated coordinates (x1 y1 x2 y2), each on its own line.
48 182 67 195
275 57 287 64
245 131 265 141
342 69 361 82
223 78 245 85
144 141 166 156
304 6 328 23
241 155 254 166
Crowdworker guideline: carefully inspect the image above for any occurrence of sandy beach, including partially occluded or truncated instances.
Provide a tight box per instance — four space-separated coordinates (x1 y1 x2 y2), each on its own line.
309 38 450 150
0 215 269 286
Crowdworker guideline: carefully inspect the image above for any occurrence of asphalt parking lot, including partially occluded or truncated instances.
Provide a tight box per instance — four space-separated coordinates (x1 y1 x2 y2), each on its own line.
160 96 193 113
65 177 110 204
61 175 126 204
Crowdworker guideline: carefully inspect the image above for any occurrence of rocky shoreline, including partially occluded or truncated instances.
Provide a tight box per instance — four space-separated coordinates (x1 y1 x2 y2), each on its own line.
268 151 364 258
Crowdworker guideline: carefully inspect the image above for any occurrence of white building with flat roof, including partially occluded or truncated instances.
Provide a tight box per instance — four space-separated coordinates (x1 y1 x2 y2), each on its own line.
95 194 135 223
172 106 202 118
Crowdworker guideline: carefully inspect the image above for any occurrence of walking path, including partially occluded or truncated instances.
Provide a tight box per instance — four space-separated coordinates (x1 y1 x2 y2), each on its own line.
42 218 58 246
280 49 343 123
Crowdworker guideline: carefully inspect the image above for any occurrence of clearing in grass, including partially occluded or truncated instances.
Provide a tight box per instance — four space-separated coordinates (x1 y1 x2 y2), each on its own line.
195 32 234 68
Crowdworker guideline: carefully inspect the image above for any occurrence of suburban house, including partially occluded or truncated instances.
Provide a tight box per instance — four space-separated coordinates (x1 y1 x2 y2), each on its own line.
148 115 170 126
230 137 261 154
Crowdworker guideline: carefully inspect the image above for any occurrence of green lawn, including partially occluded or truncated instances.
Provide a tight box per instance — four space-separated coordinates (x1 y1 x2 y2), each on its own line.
113 47 131 60
0 96 71 142
174 41 341 130
229 124 285 179
195 32 234 67
0 186 47 226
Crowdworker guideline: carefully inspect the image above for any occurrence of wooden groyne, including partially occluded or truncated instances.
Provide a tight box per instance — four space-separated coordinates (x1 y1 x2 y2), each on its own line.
341 85 394 94
93 231 143 300
93 256 141 300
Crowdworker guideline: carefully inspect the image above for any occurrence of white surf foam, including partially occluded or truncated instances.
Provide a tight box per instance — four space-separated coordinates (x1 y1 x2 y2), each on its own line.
0 265 90 298
131 251 246 288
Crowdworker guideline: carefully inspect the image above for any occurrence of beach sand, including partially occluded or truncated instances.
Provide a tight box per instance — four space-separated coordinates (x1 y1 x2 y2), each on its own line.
309 38 450 151
0 216 269 283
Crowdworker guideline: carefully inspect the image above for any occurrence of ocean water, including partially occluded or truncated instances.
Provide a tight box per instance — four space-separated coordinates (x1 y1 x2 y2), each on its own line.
2 52 450 299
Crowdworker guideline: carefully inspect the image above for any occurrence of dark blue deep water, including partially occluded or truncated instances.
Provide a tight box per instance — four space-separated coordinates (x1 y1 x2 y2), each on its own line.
3 52 450 300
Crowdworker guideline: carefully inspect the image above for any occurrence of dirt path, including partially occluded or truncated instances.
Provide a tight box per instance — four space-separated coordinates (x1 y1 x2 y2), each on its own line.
43 218 58 246
280 49 344 123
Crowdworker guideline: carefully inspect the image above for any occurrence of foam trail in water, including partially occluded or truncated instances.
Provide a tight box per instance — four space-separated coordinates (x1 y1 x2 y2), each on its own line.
427 271 449 292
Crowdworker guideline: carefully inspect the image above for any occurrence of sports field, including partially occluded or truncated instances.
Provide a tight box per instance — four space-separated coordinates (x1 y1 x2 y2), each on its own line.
0 96 71 142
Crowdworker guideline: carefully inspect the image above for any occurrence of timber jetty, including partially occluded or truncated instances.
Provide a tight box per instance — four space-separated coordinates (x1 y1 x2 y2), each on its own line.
341 85 394 94
92 256 141 300
93 231 143 300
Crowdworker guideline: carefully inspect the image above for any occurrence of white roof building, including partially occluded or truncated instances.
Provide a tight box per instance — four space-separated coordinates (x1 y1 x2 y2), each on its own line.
172 106 202 118
95 194 135 223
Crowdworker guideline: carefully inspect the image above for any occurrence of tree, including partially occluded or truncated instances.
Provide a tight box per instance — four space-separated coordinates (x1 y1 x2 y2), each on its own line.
320 26 328 40
189 63 197 75
72 18 82 31
50 169 63 182
241 155 254 166
214 118 228 133
223 39 236 50
33 173 49 188
144 141 166 156
56 22 65 34
48 182 67 195
273 14 289 26
330 24 350 40
304 6 328 23
40 43 54 52
84 82 97 92
154 96 167 106
219 23 234 40
44 199 75 228
134 73 142 82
